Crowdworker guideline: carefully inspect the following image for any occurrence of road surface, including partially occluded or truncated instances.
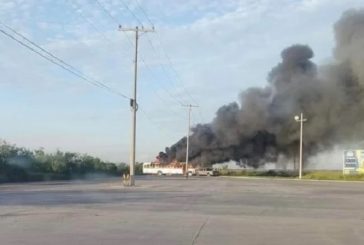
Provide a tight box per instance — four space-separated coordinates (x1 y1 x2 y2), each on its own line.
0 176 363 245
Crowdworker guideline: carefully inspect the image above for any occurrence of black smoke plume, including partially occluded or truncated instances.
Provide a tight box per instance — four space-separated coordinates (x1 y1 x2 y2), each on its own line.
161 9 364 168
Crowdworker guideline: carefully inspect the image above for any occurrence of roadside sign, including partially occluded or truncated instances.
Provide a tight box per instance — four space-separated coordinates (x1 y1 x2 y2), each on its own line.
343 150 364 175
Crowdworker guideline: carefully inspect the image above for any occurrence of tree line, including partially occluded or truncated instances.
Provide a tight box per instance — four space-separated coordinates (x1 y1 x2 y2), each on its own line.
0 141 141 183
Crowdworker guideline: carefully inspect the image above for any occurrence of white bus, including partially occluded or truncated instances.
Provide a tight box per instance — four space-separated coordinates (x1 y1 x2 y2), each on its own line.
142 162 195 176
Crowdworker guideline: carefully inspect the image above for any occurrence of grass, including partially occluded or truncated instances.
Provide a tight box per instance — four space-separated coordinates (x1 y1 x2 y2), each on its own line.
218 169 364 181
303 170 364 181
218 169 297 178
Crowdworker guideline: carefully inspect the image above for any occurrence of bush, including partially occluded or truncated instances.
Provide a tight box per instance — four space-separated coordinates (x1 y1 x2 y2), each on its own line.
0 141 122 183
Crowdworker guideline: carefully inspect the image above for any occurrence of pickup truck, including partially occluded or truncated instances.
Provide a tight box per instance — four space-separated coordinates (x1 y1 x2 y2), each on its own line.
196 168 219 176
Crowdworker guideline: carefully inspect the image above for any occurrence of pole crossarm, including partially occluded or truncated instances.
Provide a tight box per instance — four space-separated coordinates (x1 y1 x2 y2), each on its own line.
118 25 155 33
182 104 199 108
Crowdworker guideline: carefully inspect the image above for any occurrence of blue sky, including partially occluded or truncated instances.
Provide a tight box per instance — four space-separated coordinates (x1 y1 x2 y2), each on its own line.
0 0 363 163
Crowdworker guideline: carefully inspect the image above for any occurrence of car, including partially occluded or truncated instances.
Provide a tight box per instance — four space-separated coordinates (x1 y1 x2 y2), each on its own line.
196 168 219 176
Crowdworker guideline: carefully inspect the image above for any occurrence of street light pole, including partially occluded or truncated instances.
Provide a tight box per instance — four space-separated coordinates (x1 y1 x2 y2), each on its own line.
295 113 307 179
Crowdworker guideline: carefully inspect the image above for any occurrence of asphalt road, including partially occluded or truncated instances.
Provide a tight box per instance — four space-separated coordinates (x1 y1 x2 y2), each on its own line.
0 176 364 245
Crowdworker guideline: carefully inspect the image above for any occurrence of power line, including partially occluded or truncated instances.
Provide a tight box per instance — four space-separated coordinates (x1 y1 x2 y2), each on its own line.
0 24 130 100
130 0 199 105
117 0 189 105
92 0 187 107
144 19 206 122
138 106 173 139
119 0 144 26
151 31 203 112
94 0 120 24
67 0 133 62
118 0 204 118
138 55 186 106
90 0 189 132
89 0 187 133
68 0 115 45
134 0 154 26
78 1 204 166
128 38 186 106
143 32 190 105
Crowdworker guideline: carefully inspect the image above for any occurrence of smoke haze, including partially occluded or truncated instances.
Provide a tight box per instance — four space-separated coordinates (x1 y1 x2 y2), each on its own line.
160 9 364 168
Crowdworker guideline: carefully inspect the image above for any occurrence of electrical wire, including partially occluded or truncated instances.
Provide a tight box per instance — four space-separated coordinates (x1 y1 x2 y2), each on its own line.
0 24 130 100
92 0 186 107
120 0 206 122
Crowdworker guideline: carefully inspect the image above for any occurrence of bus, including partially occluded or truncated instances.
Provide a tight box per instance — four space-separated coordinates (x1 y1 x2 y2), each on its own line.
142 162 196 176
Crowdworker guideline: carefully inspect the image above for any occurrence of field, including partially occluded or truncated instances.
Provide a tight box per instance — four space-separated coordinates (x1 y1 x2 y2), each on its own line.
1 176 364 245
218 169 364 181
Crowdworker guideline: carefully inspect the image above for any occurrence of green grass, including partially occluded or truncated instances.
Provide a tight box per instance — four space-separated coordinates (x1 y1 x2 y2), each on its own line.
303 170 364 181
218 169 364 181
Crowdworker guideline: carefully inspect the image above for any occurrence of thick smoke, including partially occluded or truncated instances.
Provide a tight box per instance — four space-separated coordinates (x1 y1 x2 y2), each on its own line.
161 9 364 168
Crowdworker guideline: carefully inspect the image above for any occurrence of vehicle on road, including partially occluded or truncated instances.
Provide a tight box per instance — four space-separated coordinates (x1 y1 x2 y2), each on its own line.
143 162 196 176
196 168 219 176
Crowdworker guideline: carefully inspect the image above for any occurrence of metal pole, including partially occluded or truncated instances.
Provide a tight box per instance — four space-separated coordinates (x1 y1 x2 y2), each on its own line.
299 112 303 179
182 104 198 178
119 26 154 186
129 26 139 186
185 105 191 178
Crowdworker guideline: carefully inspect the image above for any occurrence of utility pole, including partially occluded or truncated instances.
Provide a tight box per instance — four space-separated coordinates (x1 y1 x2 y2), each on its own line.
182 104 199 179
294 113 307 179
119 25 154 186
